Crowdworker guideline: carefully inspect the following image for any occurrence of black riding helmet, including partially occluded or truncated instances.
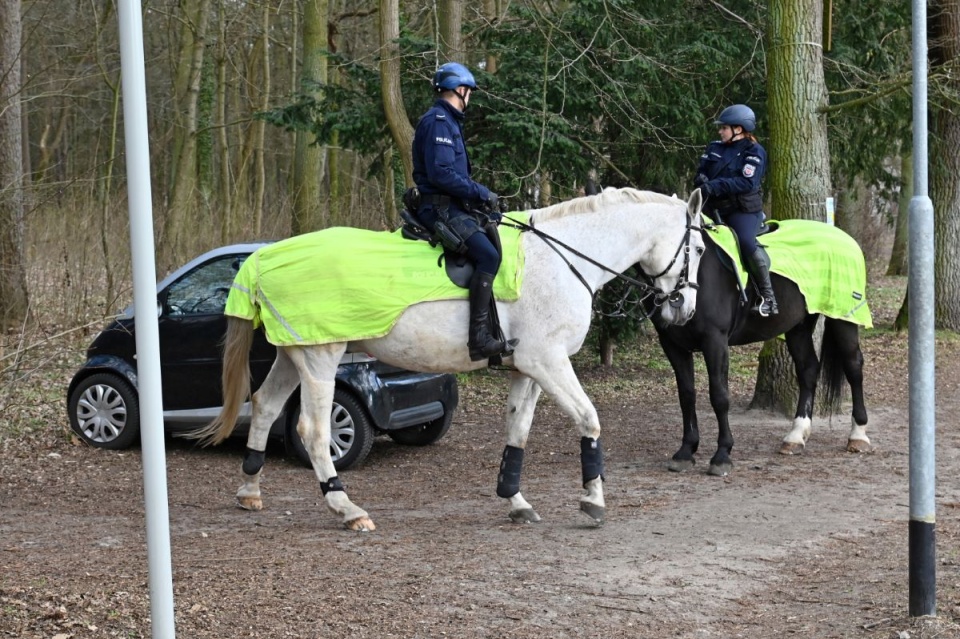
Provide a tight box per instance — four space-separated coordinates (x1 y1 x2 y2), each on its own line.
714 104 756 132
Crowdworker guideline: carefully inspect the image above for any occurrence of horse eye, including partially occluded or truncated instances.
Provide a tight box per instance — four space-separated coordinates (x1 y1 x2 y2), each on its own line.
697 247 705 256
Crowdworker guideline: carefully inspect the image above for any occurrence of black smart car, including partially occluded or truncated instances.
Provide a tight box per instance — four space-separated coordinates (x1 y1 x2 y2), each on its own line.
66 243 459 470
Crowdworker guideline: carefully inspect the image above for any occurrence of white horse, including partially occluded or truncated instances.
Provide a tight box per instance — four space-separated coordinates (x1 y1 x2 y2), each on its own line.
193 187 706 531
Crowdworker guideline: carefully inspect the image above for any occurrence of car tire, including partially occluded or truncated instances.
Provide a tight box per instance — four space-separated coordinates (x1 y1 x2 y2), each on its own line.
68 372 141 449
285 388 375 471
387 409 454 446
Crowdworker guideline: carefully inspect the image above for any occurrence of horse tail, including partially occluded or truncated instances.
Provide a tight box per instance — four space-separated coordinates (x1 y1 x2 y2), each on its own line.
818 318 845 412
192 316 254 446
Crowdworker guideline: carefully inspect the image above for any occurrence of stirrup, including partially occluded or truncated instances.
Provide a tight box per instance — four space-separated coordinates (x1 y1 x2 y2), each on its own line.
469 336 519 362
469 340 505 361
754 298 777 317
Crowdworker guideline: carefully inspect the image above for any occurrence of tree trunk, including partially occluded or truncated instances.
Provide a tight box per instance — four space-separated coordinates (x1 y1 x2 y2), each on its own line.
438 0 463 62
833 179 855 232
930 0 960 329
0 0 28 332
483 0 502 73
754 0 834 415
253 1 271 236
886 152 911 276
749 338 799 414
599 338 615 367
895 287 908 332
165 0 212 258
99 76 121 312
216 4 233 243
383 147 398 228
766 0 832 222
379 0 414 187
328 17 342 228
292 0 329 235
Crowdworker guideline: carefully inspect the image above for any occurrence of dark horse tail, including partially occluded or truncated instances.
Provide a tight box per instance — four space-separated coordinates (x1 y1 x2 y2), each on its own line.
818 318 846 411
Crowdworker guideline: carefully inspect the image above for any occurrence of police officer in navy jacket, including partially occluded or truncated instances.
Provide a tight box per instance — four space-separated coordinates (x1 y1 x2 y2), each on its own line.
412 62 510 360
695 104 778 316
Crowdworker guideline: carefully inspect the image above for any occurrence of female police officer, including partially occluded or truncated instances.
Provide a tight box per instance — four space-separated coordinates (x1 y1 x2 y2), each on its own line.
412 61 510 360
694 104 778 316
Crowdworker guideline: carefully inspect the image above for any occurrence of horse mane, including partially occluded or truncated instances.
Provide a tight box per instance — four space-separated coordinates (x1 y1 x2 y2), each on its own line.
529 187 680 224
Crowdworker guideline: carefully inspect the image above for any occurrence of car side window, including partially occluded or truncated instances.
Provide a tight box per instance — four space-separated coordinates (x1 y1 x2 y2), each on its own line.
165 255 247 316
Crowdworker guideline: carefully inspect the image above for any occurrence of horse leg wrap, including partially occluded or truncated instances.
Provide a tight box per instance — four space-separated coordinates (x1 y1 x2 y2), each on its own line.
242 448 266 476
581 437 605 487
320 476 345 495
496 445 524 498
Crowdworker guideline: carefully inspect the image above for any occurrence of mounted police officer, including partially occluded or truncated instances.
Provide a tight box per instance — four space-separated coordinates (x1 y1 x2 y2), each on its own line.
412 61 511 360
694 104 778 317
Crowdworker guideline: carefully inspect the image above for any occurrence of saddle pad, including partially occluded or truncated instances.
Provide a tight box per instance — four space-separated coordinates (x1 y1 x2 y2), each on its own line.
707 217 873 328
225 215 528 346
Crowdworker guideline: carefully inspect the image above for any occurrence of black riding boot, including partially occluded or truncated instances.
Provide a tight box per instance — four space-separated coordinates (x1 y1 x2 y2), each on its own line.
745 246 779 317
468 272 508 361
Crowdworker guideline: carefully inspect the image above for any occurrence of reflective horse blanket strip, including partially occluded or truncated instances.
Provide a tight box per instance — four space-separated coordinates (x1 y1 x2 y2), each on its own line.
707 217 873 328
225 216 528 346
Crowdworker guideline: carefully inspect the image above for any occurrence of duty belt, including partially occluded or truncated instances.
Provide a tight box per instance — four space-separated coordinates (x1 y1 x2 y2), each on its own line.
421 193 452 207
709 196 738 212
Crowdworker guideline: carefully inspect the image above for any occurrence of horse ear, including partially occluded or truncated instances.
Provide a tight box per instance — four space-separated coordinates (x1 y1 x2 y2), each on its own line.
688 188 704 216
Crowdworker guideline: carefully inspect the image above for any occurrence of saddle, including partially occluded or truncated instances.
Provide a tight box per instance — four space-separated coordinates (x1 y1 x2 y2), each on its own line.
399 196 518 364
399 207 475 288
708 218 779 303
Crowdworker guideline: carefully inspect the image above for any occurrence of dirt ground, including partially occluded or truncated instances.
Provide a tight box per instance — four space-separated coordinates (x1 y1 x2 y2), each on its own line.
3 287 960 638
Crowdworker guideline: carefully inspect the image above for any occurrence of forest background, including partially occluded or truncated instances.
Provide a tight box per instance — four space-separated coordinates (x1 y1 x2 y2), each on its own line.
1 0 957 410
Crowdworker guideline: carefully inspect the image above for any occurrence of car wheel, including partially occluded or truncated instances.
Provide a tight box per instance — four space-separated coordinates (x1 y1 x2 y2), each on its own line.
387 410 454 446
285 388 375 471
68 372 141 449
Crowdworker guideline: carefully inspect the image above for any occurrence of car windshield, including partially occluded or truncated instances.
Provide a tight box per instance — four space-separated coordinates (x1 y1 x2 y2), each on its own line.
165 254 247 316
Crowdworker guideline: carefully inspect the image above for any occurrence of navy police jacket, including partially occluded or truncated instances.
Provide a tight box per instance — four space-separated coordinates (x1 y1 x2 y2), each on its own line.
412 98 491 213
696 138 767 214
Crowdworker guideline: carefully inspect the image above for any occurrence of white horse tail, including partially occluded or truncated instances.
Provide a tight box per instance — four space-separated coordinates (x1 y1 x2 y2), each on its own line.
193 316 254 446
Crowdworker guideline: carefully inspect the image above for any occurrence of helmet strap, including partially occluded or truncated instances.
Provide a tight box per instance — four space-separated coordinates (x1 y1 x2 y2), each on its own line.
454 87 470 111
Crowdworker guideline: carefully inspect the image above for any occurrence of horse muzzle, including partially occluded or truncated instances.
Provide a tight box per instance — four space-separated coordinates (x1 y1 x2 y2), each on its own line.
657 288 697 326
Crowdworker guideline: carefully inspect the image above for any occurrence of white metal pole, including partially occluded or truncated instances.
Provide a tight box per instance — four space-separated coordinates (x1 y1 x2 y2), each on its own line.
909 0 936 618
116 1 177 635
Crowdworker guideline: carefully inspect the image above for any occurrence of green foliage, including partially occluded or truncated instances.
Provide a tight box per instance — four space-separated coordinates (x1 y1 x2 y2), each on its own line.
257 57 391 155
823 0 911 197
471 0 767 200
258 2 768 204
593 266 653 348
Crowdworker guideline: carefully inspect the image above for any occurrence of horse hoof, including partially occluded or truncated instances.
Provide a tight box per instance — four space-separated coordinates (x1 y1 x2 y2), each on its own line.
345 516 376 532
779 442 805 455
667 458 696 473
236 496 263 511
579 502 605 524
508 508 541 524
707 463 732 477
847 439 872 453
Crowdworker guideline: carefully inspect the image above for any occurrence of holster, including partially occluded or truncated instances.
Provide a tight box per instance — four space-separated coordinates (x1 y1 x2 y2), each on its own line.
434 218 468 254
434 208 482 255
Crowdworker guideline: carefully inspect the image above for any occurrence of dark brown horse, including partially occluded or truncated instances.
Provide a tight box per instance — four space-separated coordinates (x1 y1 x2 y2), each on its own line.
649 226 870 477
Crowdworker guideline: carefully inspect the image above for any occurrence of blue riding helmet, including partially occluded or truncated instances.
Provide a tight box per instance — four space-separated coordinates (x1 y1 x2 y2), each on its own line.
433 62 478 92
714 104 756 132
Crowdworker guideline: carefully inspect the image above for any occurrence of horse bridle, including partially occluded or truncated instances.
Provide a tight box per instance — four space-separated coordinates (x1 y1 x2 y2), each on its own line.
499 210 705 310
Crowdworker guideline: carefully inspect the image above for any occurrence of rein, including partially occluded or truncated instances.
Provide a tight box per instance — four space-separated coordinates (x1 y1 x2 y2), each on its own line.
499 211 704 310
